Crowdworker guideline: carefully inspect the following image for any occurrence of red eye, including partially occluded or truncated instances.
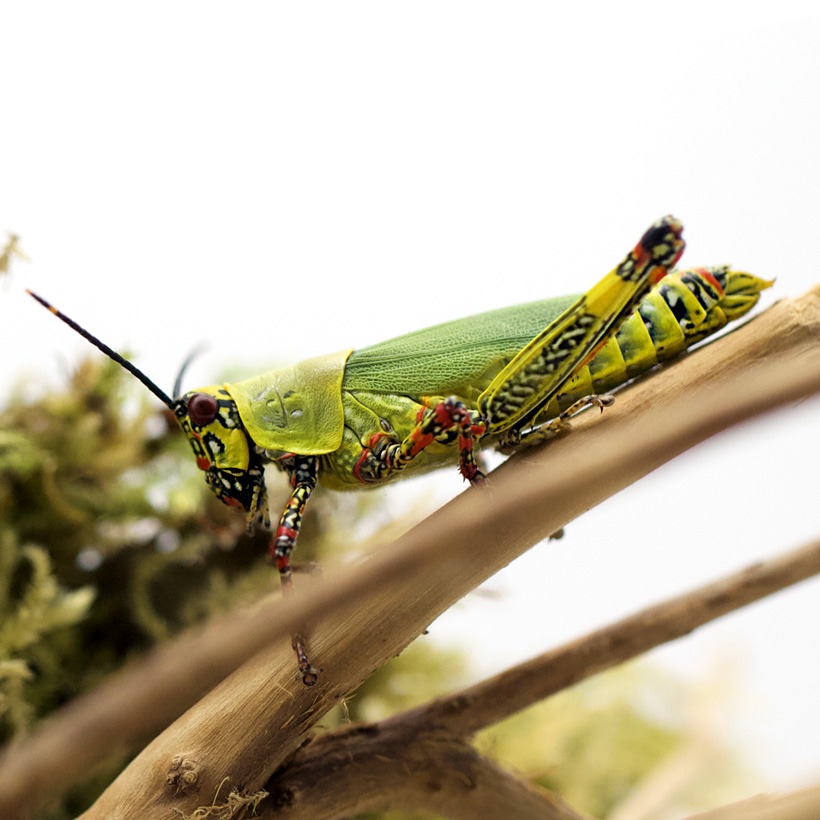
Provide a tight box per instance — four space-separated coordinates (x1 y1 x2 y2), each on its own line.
188 393 219 427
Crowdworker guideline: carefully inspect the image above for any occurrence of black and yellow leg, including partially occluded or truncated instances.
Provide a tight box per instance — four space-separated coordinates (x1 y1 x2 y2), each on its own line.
269 455 320 685
478 216 686 438
498 394 615 452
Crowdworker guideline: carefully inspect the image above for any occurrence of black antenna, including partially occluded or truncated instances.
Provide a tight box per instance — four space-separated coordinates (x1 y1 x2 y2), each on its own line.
172 345 206 400
27 290 176 409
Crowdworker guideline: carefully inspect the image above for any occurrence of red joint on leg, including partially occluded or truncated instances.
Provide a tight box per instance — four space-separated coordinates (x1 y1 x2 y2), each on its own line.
275 526 298 543
366 432 389 450
270 527 298 558
434 404 450 424
457 434 478 477
407 430 435 457
461 463 480 483
353 448 373 484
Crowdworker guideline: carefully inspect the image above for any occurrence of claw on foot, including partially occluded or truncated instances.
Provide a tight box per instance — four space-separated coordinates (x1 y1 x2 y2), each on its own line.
292 633 320 686
593 394 615 412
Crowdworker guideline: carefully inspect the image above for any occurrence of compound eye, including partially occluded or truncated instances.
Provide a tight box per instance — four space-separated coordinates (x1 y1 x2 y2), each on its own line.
187 393 219 427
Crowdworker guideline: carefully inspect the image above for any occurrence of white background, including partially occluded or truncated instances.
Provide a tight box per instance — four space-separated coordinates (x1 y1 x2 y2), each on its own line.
2 1 818 802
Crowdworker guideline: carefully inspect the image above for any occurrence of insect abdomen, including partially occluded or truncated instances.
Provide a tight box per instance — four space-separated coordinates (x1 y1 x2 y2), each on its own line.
550 266 772 413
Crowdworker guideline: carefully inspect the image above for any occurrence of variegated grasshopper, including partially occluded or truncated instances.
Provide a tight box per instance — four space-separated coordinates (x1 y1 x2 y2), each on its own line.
29 216 772 683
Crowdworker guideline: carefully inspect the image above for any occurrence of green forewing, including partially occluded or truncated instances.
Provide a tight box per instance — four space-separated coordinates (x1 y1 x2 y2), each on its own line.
228 349 352 454
343 294 580 395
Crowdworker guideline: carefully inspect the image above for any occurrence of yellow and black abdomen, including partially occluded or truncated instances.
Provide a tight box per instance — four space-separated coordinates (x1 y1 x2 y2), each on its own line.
551 266 772 412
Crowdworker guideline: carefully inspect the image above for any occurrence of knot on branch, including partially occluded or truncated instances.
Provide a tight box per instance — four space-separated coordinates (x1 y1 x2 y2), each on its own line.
166 754 200 794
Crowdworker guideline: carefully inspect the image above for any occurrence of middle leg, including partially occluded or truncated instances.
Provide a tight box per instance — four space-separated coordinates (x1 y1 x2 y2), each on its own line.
353 397 487 486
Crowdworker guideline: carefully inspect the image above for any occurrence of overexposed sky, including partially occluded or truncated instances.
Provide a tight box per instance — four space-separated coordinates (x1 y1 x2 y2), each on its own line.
2 1 819 801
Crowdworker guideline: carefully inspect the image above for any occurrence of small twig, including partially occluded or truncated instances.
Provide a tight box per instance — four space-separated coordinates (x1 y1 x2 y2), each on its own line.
410 537 820 737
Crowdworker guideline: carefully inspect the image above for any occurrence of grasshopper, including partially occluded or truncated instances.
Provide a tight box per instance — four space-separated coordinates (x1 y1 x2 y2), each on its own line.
29 216 772 684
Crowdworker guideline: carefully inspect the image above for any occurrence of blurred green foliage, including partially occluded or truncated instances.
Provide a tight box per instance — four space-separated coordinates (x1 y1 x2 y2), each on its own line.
0 358 391 815
0 358 749 818
1 358 273 738
476 665 752 818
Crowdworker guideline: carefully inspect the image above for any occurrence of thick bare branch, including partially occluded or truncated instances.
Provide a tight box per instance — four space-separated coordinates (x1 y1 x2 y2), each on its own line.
260 724 586 820
262 539 820 818
0 287 818 818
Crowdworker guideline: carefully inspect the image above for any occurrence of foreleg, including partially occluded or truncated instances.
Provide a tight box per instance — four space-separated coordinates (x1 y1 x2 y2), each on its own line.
269 455 320 685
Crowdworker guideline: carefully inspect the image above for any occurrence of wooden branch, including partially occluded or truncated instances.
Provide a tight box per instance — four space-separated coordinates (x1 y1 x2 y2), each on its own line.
0 286 818 818
260 539 820 818
392 538 820 737
687 784 820 819
260 725 586 820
